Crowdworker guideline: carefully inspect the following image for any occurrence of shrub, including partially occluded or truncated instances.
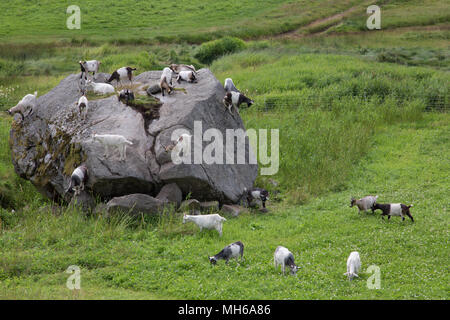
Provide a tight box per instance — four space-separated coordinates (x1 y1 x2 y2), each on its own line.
194 37 246 64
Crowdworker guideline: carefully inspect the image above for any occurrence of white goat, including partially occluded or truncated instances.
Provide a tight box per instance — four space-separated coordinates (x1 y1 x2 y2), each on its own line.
8 91 38 119
350 195 378 213
76 93 88 120
86 80 115 95
160 67 173 96
169 64 197 74
92 134 133 161
274 246 298 275
182 213 226 236
79 60 101 80
344 251 361 280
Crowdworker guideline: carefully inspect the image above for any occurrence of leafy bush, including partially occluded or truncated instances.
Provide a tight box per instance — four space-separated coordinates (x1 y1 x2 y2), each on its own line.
194 37 246 64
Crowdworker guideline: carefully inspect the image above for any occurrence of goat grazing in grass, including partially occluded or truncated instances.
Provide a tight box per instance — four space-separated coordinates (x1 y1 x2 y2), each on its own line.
107 67 136 85
76 91 88 120
244 187 269 209
169 64 197 74
350 195 378 214
373 203 414 222
66 164 88 196
274 246 298 275
86 80 115 95
92 134 133 161
160 67 174 96
8 91 37 119
344 251 361 280
176 70 197 83
209 241 244 265
183 213 226 236
118 89 135 105
79 60 101 80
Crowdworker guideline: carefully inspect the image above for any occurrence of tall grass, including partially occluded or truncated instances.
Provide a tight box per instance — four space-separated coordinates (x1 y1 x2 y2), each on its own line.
212 51 448 202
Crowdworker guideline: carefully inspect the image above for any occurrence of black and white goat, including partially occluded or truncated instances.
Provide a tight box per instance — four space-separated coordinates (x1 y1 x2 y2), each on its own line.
118 89 135 105
274 246 298 275
8 91 38 119
66 164 88 196
107 67 136 85
373 203 414 222
244 187 269 209
209 241 244 265
222 78 253 116
79 60 101 80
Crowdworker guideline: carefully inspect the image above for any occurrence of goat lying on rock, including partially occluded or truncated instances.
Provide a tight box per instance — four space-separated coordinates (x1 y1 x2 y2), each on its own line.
373 203 414 222
176 70 196 83
8 91 37 119
350 195 378 214
183 213 226 236
209 241 244 265
86 80 115 95
169 64 197 74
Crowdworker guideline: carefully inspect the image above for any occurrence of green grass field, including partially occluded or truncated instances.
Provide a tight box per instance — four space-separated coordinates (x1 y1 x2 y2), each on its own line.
0 0 448 299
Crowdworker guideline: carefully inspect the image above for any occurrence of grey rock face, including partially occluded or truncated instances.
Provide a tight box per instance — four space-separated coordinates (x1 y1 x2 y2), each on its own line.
155 183 183 207
9 69 258 207
106 193 169 216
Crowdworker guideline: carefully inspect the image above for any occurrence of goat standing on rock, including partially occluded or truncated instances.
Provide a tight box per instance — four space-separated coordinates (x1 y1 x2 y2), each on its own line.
79 60 101 80
76 91 88 120
160 67 174 96
8 91 38 119
91 133 133 161
107 67 136 86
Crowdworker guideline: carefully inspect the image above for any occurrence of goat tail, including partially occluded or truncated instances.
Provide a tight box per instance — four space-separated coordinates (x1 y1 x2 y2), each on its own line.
125 139 133 145
33 91 38 97
408 204 413 208
221 217 227 221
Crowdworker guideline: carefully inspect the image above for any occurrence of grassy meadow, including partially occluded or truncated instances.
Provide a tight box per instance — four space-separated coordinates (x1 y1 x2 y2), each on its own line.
0 0 448 299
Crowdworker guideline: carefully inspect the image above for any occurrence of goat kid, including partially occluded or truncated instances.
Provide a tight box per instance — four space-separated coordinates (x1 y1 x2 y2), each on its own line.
118 89 135 105
274 246 298 275
373 203 414 222
160 67 174 96
244 187 269 209
350 195 378 214
8 91 37 119
344 251 361 280
209 241 244 265
92 134 133 161
76 92 88 120
66 164 88 196
182 213 226 236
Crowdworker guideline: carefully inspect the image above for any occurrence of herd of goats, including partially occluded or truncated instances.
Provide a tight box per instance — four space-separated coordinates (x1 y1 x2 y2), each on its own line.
5 60 415 278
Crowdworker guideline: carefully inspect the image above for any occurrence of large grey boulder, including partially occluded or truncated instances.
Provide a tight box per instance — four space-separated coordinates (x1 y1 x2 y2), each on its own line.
9 69 257 207
106 193 169 216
